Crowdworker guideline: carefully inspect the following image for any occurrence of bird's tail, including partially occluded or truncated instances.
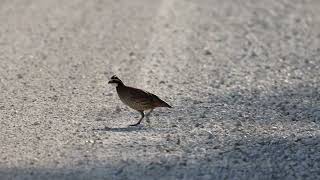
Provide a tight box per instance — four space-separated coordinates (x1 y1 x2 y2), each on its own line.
152 95 172 108
158 99 172 108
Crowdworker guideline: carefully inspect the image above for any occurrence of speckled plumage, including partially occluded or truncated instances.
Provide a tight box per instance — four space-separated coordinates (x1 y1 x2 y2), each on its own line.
108 75 172 126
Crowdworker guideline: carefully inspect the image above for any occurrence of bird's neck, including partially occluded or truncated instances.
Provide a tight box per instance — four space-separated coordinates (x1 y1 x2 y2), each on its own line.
116 83 125 91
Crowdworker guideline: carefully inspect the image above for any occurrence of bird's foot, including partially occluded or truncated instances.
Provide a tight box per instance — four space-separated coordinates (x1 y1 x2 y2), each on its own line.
129 123 142 127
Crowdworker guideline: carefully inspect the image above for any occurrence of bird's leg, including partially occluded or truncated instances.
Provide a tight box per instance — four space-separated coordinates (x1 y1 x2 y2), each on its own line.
145 109 154 117
129 110 144 126
145 109 154 123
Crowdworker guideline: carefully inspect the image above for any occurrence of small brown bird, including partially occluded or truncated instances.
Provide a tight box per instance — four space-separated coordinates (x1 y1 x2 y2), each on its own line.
108 75 172 126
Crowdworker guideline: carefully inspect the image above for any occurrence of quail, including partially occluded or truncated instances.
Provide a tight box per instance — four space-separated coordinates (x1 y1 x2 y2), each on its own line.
108 75 172 126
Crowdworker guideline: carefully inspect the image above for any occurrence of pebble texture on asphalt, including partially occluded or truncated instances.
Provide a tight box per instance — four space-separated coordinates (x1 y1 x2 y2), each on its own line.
0 0 319 179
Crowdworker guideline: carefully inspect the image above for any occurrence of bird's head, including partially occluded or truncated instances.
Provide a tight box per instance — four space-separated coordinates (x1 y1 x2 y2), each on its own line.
108 75 124 87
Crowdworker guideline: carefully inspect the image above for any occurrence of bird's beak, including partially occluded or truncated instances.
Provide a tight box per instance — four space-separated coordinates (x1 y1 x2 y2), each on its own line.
108 80 112 84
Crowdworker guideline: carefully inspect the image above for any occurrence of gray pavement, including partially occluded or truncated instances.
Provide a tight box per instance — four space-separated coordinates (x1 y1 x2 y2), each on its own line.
0 0 320 179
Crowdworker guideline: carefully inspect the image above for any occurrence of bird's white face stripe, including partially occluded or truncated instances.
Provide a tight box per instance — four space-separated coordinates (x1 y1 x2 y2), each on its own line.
110 82 118 87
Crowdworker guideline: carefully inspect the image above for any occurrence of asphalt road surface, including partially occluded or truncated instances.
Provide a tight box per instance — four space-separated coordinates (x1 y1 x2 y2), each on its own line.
0 0 320 179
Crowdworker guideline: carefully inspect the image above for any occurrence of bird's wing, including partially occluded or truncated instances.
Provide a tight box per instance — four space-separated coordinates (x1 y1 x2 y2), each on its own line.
127 87 154 104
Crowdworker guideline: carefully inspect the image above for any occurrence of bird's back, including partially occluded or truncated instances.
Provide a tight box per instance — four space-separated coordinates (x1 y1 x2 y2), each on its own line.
116 85 171 110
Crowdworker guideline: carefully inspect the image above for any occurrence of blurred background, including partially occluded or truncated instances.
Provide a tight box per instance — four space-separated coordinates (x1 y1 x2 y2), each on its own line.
0 0 319 179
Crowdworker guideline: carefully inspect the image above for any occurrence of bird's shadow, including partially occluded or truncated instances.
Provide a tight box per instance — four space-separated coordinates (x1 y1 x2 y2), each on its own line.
92 125 148 132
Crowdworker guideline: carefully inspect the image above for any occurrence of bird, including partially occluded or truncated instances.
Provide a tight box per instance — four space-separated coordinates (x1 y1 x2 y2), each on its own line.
108 75 172 126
